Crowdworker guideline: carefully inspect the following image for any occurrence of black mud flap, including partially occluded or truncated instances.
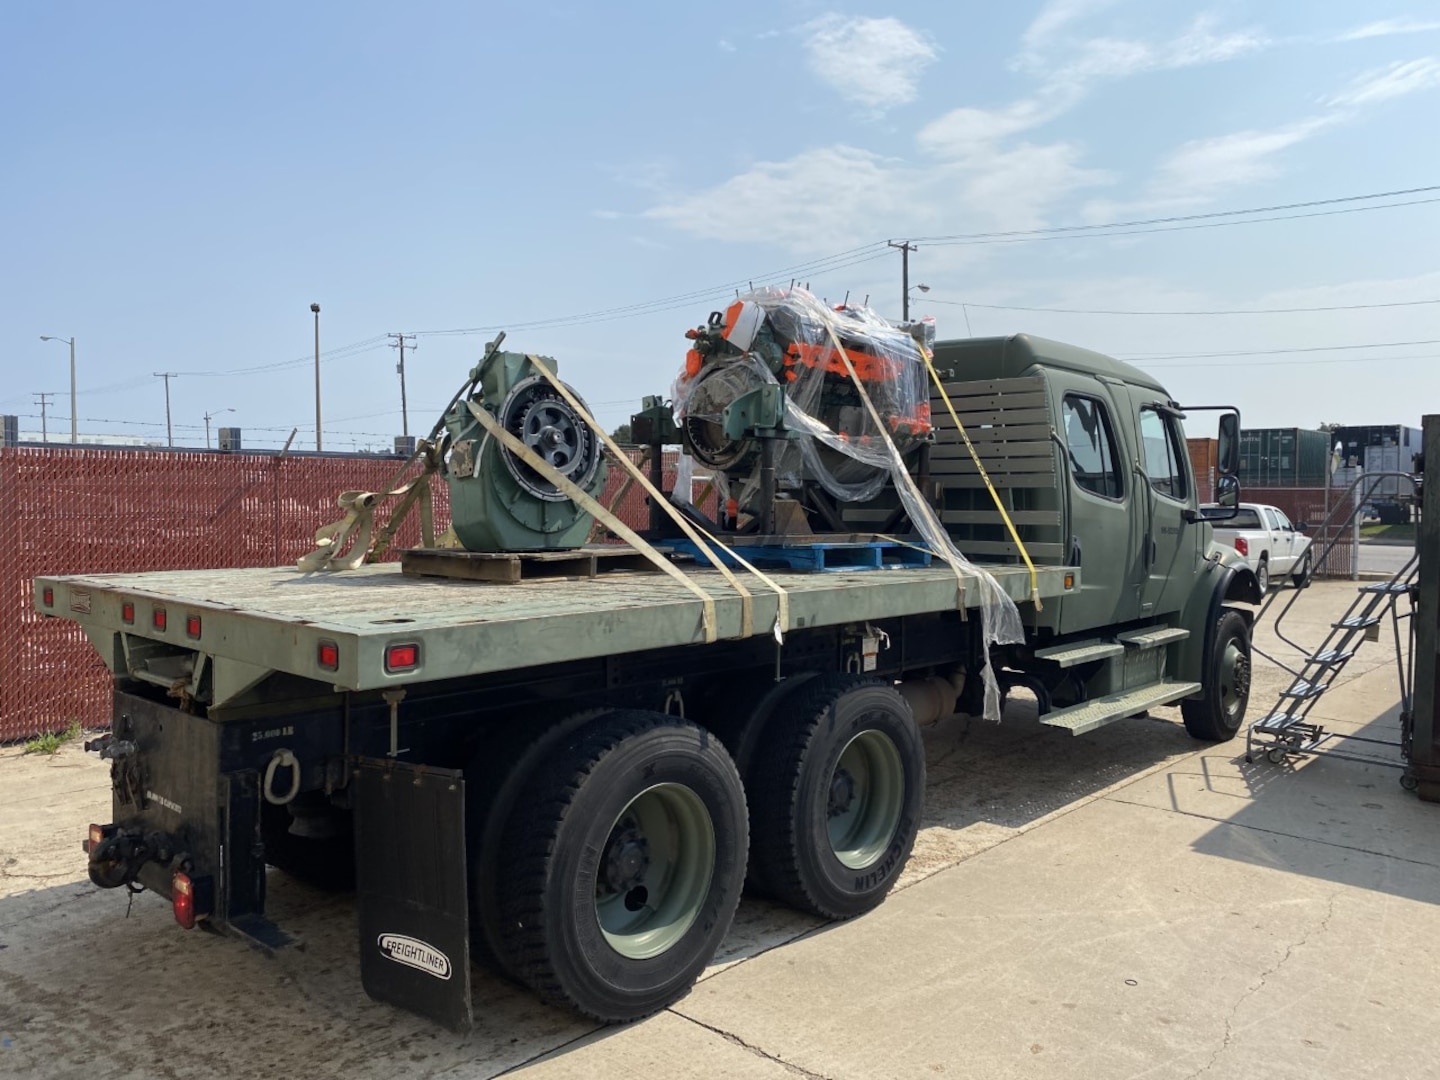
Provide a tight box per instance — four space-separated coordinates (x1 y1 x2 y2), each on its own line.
352 757 472 1033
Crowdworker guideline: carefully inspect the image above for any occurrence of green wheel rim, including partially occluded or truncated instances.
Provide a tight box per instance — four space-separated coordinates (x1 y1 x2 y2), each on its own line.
595 783 715 960
827 729 905 870
1219 639 1250 718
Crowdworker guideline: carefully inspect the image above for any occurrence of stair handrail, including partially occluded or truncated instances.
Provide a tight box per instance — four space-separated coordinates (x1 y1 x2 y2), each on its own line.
1250 470 1419 662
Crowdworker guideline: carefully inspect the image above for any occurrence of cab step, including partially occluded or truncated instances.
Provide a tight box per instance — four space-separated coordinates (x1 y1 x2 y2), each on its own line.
1040 680 1202 736
1116 626 1190 649
1334 615 1382 630
1033 639 1126 668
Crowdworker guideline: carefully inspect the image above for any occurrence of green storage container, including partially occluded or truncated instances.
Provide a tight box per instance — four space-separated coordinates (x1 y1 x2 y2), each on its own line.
1238 427 1330 487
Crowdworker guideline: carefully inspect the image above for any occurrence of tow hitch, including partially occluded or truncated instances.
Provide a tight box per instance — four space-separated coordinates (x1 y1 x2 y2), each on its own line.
84 824 174 890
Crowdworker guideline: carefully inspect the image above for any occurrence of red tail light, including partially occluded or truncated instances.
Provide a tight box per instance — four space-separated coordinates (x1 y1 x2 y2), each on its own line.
153 607 168 631
121 602 135 624
185 614 202 639
173 871 196 929
385 642 420 673
42 586 54 607
85 823 107 854
1234 537 1248 556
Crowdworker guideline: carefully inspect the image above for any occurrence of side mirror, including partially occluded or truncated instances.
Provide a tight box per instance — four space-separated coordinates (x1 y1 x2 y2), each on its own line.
1216 474 1240 509
1217 413 1239 477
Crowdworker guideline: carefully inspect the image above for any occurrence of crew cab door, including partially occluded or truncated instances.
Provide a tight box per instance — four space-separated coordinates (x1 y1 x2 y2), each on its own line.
1128 392 1196 618
1052 373 1144 633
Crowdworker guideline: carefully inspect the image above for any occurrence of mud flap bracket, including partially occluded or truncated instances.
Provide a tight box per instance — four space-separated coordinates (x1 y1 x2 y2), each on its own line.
351 756 472 1032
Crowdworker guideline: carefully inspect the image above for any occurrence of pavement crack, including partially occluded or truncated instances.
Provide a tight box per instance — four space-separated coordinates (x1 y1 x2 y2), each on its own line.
1183 892 1339 1079
671 1008 835 1079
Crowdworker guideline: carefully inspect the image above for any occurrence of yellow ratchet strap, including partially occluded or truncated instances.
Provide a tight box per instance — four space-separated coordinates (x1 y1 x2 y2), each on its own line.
522 356 790 641
464 399 721 643
919 348 1042 611
822 326 967 613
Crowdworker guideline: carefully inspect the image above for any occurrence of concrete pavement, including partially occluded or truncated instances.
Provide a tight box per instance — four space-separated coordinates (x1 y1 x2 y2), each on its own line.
2 580 1436 1079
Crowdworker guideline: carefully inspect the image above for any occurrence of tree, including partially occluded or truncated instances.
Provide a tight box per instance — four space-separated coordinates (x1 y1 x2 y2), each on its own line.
610 422 634 445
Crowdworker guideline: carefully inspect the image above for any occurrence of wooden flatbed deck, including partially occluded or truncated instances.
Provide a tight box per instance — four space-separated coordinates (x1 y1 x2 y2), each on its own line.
36 561 1075 695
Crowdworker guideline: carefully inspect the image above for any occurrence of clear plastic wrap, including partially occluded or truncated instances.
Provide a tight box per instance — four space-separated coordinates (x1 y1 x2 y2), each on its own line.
672 287 1025 720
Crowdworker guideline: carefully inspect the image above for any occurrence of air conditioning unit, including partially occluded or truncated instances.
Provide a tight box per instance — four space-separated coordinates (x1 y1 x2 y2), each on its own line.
394 435 417 457
218 427 242 452
1 415 17 448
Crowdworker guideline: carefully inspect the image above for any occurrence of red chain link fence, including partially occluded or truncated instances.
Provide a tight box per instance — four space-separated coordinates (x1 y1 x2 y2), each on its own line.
1 445 696 742
2 445 1357 741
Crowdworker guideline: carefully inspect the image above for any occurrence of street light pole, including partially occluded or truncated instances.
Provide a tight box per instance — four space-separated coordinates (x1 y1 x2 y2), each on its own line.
311 303 322 452
39 335 77 443
204 407 235 449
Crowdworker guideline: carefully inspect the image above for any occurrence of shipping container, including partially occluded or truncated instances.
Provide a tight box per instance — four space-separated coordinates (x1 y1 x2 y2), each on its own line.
1333 424 1423 467
1237 427 1330 488
1187 437 1217 503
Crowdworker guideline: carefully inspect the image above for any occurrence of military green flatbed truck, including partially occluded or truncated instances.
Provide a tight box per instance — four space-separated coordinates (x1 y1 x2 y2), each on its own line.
35 327 1261 1033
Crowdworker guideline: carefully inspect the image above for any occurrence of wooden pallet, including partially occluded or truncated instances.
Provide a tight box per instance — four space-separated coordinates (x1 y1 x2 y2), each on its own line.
661 536 931 573
400 545 654 584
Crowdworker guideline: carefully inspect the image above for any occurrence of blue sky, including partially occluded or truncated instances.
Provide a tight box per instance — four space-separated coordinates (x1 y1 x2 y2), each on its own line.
3 0 1439 449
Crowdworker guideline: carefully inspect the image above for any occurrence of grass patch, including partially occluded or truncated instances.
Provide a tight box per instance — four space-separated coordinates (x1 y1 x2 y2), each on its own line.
1360 523 1416 543
23 720 83 756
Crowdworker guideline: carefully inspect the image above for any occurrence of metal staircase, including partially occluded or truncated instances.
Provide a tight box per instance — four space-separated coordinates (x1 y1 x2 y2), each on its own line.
1245 470 1421 768
1246 553 1417 764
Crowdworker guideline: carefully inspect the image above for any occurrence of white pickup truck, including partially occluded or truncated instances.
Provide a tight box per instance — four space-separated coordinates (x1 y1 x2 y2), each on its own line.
1202 502 1312 592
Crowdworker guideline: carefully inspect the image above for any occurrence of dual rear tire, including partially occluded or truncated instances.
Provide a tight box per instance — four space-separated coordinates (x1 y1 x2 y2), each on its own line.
468 677 926 1020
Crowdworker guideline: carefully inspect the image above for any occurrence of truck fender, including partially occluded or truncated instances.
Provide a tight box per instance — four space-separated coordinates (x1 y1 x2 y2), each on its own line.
1174 555 1259 686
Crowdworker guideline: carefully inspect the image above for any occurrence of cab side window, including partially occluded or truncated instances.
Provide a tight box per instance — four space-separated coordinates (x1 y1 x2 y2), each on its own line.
1062 395 1123 499
1139 408 1189 501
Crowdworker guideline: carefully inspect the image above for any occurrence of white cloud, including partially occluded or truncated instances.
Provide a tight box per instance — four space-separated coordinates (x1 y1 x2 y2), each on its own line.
1338 18 1440 42
1155 118 1335 197
917 97 1071 159
644 147 913 250
803 15 937 112
642 140 1109 252
1326 57 1440 108
1022 0 1120 51
1018 8 1266 82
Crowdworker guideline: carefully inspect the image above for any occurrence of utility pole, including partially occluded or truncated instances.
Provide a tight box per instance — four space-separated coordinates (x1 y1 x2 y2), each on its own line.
311 302 322 452
33 392 54 442
389 333 416 437
889 240 918 320
154 372 178 448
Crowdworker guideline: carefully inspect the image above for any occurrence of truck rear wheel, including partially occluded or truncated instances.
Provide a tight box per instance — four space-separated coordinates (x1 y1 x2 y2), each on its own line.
746 676 924 920
493 711 747 1021
1181 609 1251 742
464 708 613 975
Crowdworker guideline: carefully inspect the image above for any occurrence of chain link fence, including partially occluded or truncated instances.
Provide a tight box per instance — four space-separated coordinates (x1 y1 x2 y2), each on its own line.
1 445 685 741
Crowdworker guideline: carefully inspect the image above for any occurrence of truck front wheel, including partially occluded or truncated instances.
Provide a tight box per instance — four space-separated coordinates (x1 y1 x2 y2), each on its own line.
494 711 747 1022
1181 609 1252 742
747 676 924 920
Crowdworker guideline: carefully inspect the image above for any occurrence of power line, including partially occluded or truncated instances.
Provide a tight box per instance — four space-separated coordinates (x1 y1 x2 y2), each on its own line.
1136 353 1440 370
910 183 1440 244
1122 338 1440 362
931 297 1440 316
410 247 894 338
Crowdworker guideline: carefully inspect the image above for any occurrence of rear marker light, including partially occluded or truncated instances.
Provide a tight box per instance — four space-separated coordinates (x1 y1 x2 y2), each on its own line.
385 642 420 673
85 823 107 854
42 586 54 607
153 608 167 631
318 641 340 671
185 614 202 639
172 871 196 929
122 602 135 624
